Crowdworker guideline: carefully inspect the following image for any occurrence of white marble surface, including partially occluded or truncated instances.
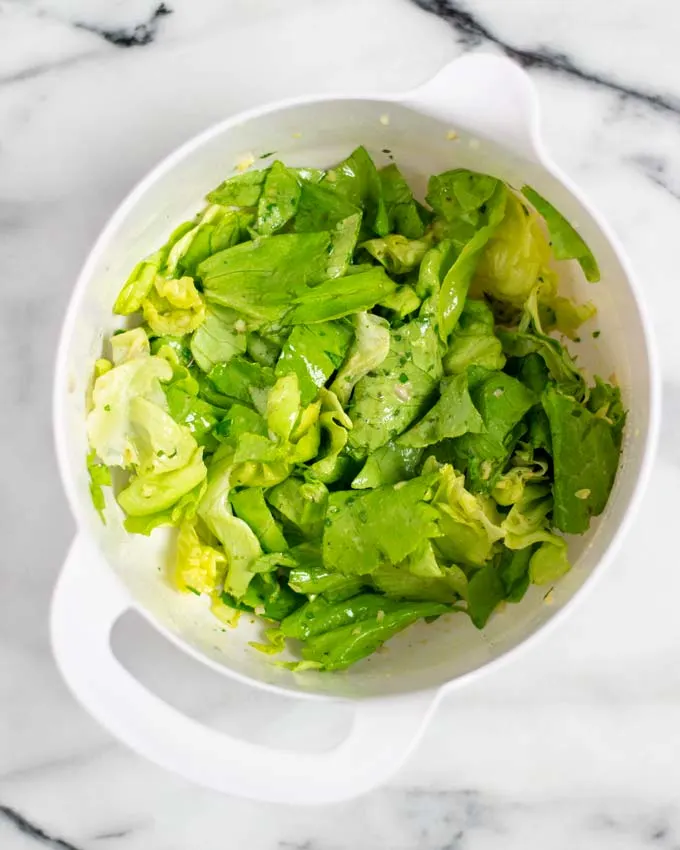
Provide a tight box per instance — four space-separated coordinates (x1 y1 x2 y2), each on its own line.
2 0 680 846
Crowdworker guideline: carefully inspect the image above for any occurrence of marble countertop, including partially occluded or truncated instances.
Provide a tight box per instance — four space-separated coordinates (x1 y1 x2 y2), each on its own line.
2 0 679 846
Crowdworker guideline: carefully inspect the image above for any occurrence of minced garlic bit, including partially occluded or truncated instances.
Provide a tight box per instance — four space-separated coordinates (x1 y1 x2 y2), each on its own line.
493 388 505 398
379 113 390 126
292 131 302 139
376 610 385 623
235 153 255 172
394 382 411 402
575 488 591 500
352 626 362 635
446 129 459 141
544 590 555 606
234 319 247 334
480 460 493 481
468 138 481 149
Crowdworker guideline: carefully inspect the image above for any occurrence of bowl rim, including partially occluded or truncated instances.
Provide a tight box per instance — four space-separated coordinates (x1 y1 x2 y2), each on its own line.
52 82 662 704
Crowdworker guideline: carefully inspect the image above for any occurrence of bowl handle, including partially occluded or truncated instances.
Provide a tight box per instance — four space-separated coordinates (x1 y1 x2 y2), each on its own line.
401 53 542 162
51 536 441 804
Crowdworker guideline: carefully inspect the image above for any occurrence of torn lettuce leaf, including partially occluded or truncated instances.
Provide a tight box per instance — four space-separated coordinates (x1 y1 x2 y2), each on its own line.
322 145 388 236
322 473 440 575
190 304 248 373
429 461 504 567
275 321 353 406
379 163 425 239
399 372 485 448
200 232 332 323
542 385 621 534
348 318 441 456
173 519 226 595
206 168 268 207
142 276 205 337
308 389 353 483
449 372 537 493
255 160 301 235
361 234 430 275
284 267 396 325
87 449 111 522
443 299 506 375
473 190 553 307
521 185 600 282
330 312 390 407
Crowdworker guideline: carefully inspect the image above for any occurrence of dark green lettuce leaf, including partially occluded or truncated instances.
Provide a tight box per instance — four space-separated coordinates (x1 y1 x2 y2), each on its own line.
275 321 353 405
322 474 440 575
466 562 505 628
542 386 621 534
323 146 388 237
294 180 361 233
266 477 329 541
522 185 600 282
255 160 301 235
399 372 484 448
450 372 537 492
379 163 425 238
285 268 395 325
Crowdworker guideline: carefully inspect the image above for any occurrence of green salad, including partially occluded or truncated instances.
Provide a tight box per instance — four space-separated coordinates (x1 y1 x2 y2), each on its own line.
86 146 625 671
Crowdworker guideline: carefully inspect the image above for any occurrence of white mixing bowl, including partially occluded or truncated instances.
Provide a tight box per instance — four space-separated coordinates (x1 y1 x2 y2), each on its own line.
51 54 659 804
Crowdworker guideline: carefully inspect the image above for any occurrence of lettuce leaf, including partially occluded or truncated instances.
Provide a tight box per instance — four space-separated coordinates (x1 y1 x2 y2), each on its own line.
275 321 353 405
466 562 505 628
294 179 361 233
87 346 173 468
173 519 226 595
118 446 207 517
379 163 425 239
87 449 111 522
529 538 571 585
300 600 449 670
330 312 390 406
437 181 508 340
197 453 262 598
255 160 301 235
266 477 329 541
348 318 440 456
200 232 332 323
443 299 506 375
285 267 396 325
230 487 288 553
323 145 388 237
542 386 621 534
322 473 440 575
351 441 423 489
308 389 353 483
473 191 552 306
361 234 430 275
429 461 504 567
190 304 247 373
399 372 484 448
142 276 205 337
521 186 600 282
449 372 537 492
206 168 268 207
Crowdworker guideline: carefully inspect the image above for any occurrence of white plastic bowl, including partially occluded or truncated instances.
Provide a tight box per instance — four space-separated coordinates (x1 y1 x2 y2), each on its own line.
51 54 659 804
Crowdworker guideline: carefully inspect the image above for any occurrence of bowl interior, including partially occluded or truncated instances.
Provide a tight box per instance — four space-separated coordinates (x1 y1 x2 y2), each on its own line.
57 97 654 699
